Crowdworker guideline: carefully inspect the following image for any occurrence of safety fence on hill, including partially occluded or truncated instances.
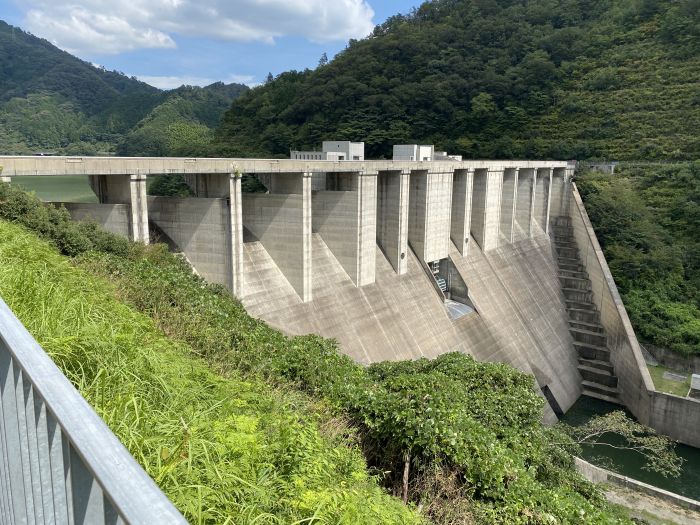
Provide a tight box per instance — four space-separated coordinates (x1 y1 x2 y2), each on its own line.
0 297 186 525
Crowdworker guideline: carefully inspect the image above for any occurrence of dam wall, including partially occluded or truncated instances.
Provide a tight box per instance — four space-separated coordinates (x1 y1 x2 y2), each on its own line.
148 196 233 288
242 229 579 422
10 156 699 443
569 184 700 447
55 202 131 238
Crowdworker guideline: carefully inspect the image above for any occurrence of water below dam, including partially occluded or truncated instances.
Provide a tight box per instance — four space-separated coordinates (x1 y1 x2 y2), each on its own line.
562 396 700 501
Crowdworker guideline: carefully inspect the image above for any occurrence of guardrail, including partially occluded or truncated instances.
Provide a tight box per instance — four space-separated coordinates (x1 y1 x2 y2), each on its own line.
0 298 187 524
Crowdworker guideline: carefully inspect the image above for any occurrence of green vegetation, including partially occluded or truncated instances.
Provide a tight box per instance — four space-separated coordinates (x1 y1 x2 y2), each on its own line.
646 365 691 397
0 217 420 524
1 183 679 524
215 0 699 160
0 21 247 155
117 83 247 157
577 163 700 356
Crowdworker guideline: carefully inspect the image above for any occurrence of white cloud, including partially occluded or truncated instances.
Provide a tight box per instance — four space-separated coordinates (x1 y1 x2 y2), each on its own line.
21 0 375 55
138 73 257 89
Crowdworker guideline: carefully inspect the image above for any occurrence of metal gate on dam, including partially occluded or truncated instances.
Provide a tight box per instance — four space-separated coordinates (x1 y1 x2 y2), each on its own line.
1 156 698 447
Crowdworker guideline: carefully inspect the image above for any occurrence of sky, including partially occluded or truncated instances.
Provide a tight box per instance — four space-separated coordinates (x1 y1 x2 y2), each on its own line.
0 0 421 89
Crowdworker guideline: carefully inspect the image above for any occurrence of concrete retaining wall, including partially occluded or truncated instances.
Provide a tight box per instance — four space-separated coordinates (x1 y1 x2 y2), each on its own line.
646 345 700 374
57 202 131 238
575 457 700 512
569 185 700 447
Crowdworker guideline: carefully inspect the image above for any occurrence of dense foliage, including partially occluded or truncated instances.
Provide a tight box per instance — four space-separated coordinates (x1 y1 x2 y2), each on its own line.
0 183 643 524
215 0 700 160
117 83 248 156
0 219 421 524
577 163 700 356
0 21 247 155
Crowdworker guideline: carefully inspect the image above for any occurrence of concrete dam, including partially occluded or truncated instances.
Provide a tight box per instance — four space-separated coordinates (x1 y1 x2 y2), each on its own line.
1 156 698 446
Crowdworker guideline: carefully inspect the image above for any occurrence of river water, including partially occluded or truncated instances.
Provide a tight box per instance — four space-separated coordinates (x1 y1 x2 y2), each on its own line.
561 396 700 501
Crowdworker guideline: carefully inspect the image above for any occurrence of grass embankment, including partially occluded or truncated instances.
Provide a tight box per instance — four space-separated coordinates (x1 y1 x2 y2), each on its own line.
0 220 419 524
646 365 691 398
0 183 637 524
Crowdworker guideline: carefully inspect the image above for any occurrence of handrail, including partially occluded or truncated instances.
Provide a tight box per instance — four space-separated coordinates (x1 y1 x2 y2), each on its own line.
0 297 187 524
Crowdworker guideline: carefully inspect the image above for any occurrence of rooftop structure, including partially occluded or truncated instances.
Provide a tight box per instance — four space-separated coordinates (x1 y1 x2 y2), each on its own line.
291 141 364 161
393 144 434 161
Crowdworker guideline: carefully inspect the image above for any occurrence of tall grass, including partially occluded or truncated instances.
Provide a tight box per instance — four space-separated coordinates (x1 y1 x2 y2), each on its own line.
0 220 422 525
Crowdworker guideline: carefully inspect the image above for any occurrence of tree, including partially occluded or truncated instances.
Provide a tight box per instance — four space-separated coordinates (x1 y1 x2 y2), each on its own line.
265 72 274 84
318 52 329 67
559 411 684 477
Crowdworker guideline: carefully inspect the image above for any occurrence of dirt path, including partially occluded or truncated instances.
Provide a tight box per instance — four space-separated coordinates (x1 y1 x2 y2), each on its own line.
605 485 700 525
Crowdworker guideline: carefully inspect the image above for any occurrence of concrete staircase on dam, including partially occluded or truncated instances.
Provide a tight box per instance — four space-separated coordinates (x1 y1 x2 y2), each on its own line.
552 216 621 405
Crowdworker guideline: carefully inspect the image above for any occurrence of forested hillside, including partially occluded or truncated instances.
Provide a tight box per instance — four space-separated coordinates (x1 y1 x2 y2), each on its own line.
117 82 248 156
0 21 247 155
215 0 700 160
578 163 700 356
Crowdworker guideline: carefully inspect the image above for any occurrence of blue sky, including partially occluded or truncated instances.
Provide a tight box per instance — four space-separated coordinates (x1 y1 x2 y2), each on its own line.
1 1 421 89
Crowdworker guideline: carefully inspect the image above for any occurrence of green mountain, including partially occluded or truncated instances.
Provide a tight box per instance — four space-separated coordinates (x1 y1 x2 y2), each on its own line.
0 21 247 155
215 0 700 160
117 82 248 156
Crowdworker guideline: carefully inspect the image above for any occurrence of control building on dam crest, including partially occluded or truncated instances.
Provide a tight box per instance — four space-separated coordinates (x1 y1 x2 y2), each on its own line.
1 155 698 446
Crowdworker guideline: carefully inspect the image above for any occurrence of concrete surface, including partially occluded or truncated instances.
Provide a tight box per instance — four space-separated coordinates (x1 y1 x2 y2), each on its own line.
312 172 377 286
534 168 552 235
377 169 410 274
499 168 518 245
450 168 474 256
0 156 569 177
575 457 700 519
56 202 131 238
148 197 234 289
89 174 149 243
242 229 579 422
408 169 453 263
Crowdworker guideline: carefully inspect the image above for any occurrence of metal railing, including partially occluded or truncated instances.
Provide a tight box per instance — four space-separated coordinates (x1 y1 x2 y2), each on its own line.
0 298 187 524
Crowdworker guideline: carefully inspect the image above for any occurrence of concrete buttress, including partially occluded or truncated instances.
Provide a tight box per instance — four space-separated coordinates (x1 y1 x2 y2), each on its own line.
312 171 377 286
377 169 410 274
242 172 312 302
408 168 454 263
499 168 518 245
450 168 474 256
470 168 503 252
149 172 244 297
89 174 149 244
